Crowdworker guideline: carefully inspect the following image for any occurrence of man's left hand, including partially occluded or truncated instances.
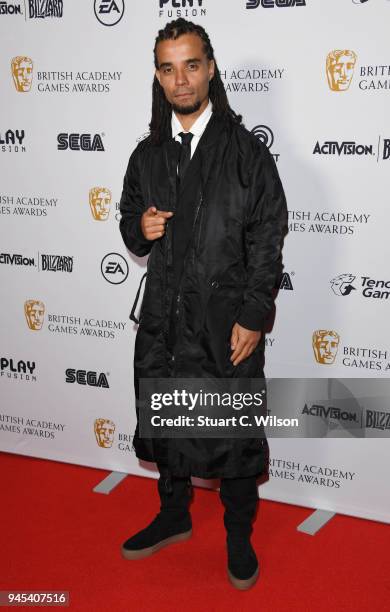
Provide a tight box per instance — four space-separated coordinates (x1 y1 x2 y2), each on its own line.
230 322 262 366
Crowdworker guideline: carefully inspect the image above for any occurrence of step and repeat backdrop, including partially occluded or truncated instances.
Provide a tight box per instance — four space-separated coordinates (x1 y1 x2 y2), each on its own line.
1 0 389 523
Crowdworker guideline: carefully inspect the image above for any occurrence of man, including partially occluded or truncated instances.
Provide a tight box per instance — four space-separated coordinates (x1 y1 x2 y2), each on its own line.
119 18 288 590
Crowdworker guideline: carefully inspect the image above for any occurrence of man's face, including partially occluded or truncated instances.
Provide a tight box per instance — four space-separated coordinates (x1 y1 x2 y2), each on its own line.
155 33 214 115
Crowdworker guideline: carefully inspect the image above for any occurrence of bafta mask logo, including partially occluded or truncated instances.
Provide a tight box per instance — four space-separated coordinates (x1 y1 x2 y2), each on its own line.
89 187 112 221
94 418 115 448
11 56 34 92
24 299 45 331
312 330 340 364
330 274 356 296
326 50 357 91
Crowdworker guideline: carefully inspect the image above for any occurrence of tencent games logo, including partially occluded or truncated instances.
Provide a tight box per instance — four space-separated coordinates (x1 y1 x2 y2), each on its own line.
330 274 356 296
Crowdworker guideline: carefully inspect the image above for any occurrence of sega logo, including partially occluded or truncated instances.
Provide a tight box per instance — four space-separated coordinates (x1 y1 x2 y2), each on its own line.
57 133 105 151
65 368 109 388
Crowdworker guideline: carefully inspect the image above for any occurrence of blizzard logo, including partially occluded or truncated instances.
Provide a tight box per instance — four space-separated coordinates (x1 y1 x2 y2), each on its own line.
28 0 63 18
365 409 390 430
41 254 73 272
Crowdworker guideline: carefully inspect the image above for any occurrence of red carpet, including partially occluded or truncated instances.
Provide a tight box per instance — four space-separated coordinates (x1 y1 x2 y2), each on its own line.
1 451 389 611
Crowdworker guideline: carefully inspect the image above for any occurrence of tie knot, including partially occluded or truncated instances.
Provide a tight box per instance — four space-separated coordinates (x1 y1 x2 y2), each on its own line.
179 131 193 146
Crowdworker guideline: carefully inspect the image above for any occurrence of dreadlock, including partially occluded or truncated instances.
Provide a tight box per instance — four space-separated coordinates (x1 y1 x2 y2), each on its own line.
149 18 242 145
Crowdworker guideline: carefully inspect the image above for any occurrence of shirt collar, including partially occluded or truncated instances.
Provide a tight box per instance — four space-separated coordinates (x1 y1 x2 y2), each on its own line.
171 99 213 140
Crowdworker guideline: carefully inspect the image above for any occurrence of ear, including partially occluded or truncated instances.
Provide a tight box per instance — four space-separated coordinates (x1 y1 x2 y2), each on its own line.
155 69 161 85
208 59 215 81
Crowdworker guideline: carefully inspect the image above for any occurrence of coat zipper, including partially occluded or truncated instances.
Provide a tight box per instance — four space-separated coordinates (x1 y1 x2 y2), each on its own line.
191 192 204 264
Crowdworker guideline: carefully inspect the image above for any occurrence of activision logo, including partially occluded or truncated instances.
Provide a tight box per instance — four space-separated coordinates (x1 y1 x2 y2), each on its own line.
302 403 359 423
313 137 389 161
0 2 22 15
0 252 73 272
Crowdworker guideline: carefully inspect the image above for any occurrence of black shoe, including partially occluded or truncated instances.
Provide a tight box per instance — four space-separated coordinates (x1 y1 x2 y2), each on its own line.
226 535 259 590
121 511 192 560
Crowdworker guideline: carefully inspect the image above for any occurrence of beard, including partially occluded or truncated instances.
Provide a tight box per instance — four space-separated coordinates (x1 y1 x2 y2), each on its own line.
171 98 202 115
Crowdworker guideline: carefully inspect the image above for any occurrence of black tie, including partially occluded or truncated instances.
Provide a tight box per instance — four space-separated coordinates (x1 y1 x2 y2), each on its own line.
177 131 193 183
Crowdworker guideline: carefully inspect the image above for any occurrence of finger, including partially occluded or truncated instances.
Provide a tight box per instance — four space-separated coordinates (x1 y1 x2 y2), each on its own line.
145 206 158 216
230 324 239 350
155 210 174 218
230 339 248 363
232 346 251 367
146 231 165 240
147 215 169 225
145 219 165 231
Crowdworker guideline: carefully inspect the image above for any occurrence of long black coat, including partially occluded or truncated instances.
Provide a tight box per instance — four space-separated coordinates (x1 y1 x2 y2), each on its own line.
119 113 288 480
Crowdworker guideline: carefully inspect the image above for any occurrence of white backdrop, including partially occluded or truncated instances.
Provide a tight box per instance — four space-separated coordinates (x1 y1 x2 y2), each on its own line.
1 0 389 524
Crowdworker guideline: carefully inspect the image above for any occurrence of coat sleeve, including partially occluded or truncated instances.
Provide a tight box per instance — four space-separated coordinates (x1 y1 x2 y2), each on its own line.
119 146 153 258
237 141 288 332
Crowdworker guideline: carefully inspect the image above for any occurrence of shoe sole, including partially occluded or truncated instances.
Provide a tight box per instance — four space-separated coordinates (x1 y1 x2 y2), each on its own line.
227 565 259 590
121 528 192 560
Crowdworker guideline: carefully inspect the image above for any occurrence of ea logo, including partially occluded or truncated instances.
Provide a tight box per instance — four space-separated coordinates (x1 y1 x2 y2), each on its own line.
94 0 124 26
101 253 128 284
251 125 274 149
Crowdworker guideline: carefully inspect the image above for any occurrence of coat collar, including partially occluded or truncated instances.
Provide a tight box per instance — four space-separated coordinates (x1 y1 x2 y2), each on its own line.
163 112 229 201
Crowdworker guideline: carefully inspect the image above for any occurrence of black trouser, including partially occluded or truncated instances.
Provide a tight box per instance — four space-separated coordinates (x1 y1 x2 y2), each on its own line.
156 462 259 537
219 475 259 538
